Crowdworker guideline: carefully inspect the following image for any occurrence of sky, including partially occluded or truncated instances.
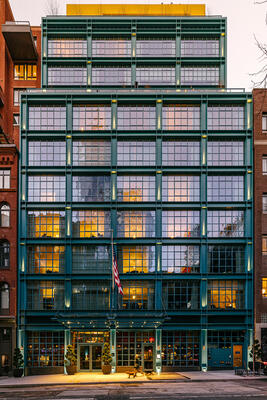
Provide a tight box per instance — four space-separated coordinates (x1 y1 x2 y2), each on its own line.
7 0 267 91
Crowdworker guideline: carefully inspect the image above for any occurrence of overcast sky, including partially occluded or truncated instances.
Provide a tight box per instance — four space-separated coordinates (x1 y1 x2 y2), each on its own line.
7 0 267 91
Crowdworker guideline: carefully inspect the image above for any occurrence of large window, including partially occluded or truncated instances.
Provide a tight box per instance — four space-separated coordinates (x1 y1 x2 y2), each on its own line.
117 210 155 238
263 279 267 298
162 280 200 310
73 105 111 131
0 170 10 189
207 210 244 238
92 67 131 86
162 141 200 166
136 39 175 57
27 331 64 367
118 245 155 273
207 141 244 166
207 176 244 202
181 67 219 86
27 245 65 274
263 156 267 174
28 176 65 202
162 105 200 130
117 176 155 202
72 176 110 202
92 39 131 57
27 211 65 238
208 280 244 310
73 140 111 166
28 106 66 131
72 281 110 310
162 175 200 202
0 204 10 227
263 194 267 213
136 67 175 86
28 141 66 166
181 39 219 57
117 331 154 367
162 331 200 368
27 281 64 310
117 141 156 166
162 245 200 273
0 283 9 314
262 237 267 256
117 106 156 130
48 67 87 86
48 38 87 57
263 114 267 132
121 281 154 310
208 246 245 273
0 241 9 269
207 105 244 130
72 210 110 238
14 64 37 80
162 211 200 238
72 246 110 274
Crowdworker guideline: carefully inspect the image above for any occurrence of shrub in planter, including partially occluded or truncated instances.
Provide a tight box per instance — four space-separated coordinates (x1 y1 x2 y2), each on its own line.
102 342 112 374
13 348 24 377
64 345 77 375
249 339 263 372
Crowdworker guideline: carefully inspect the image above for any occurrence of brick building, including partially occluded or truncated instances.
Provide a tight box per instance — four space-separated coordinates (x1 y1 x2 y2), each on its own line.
0 0 41 374
253 89 267 360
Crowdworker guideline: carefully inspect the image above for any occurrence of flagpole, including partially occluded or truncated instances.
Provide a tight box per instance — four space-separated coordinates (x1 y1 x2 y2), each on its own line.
111 229 115 309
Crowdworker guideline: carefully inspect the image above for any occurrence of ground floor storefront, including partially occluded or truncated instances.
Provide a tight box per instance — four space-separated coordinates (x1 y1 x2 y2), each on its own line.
0 319 16 375
19 328 252 375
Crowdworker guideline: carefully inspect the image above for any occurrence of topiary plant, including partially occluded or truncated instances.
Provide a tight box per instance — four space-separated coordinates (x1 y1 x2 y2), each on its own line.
249 339 263 362
64 345 77 366
102 342 112 366
13 348 24 369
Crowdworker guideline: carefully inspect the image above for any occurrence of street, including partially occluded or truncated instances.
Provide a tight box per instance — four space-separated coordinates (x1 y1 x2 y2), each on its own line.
2 380 267 400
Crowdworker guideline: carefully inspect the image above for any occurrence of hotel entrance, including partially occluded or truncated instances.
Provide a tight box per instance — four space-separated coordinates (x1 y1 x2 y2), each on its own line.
78 344 102 372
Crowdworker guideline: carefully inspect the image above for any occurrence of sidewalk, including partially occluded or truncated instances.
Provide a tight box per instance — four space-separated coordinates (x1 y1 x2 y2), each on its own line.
0 370 267 387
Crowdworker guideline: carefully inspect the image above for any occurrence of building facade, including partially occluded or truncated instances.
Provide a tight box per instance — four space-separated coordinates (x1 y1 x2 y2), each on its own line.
0 0 41 374
253 89 267 360
18 6 253 375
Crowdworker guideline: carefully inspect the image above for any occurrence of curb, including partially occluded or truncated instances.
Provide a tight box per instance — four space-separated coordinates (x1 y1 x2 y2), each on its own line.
0 377 266 388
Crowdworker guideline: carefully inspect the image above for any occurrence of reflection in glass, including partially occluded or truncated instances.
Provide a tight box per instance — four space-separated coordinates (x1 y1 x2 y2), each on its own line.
207 176 244 202
162 105 200 130
162 280 200 310
27 245 65 274
207 210 244 237
28 176 65 202
117 141 156 166
117 106 156 130
92 39 131 57
72 246 110 274
162 141 200 166
73 140 111 166
118 246 155 273
72 176 110 202
207 141 244 166
72 281 109 310
92 67 131 86
181 39 219 57
117 176 155 202
162 211 200 238
73 105 111 130
162 245 200 273
162 175 200 202
72 210 110 238
28 141 66 166
117 210 155 238
207 106 244 130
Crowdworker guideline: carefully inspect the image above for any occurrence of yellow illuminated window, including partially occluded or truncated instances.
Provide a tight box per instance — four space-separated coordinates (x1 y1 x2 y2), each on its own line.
208 280 243 309
262 278 267 298
14 64 37 80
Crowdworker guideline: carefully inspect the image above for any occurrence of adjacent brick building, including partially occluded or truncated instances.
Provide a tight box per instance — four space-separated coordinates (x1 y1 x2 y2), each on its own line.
253 89 267 360
0 0 41 374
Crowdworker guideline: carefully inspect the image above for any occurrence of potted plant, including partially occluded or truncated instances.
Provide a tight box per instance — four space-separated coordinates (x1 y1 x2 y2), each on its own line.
13 348 24 377
102 342 112 374
249 339 263 373
64 345 77 375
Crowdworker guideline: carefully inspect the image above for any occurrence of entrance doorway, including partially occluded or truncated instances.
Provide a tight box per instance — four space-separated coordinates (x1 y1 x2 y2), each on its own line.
78 344 102 372
143 345 154 370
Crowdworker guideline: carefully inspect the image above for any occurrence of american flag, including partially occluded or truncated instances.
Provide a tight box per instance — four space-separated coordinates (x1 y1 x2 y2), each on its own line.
112 243 123 296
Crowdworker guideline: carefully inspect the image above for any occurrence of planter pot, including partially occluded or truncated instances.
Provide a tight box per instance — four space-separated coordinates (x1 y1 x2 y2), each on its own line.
13 368 23 378
66 365 77 375
102 364 112 375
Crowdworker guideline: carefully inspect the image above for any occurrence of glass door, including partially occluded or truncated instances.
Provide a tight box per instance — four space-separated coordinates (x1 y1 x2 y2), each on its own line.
92 345 102 370
79 345 90 371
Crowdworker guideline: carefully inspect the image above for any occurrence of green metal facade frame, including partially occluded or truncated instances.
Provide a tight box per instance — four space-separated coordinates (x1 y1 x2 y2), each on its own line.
18 90 253 371
41 16 227 89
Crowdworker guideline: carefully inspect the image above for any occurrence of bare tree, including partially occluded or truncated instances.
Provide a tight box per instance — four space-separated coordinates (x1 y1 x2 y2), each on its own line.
251 1 267 88
45 0 61 16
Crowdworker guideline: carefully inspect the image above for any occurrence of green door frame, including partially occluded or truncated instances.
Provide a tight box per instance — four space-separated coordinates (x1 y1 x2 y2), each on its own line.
77 343 103 372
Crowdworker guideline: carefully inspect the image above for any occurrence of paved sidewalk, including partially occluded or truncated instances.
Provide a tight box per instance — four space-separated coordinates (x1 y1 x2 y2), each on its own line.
0 370 267 387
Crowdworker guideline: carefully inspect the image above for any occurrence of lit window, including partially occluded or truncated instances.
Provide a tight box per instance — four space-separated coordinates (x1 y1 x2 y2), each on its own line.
0 170 10 189
263 157 267 175
208 280 244 309
263 237 267 256
262 278 267 298
263 114 267 132
14 64 37 80
13 114 19 126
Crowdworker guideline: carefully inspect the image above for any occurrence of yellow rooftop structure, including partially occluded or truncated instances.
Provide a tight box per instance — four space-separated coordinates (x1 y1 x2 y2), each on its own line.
66 4 206 17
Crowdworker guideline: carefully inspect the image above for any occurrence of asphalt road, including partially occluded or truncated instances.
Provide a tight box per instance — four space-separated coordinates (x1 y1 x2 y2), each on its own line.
2 380 267 400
